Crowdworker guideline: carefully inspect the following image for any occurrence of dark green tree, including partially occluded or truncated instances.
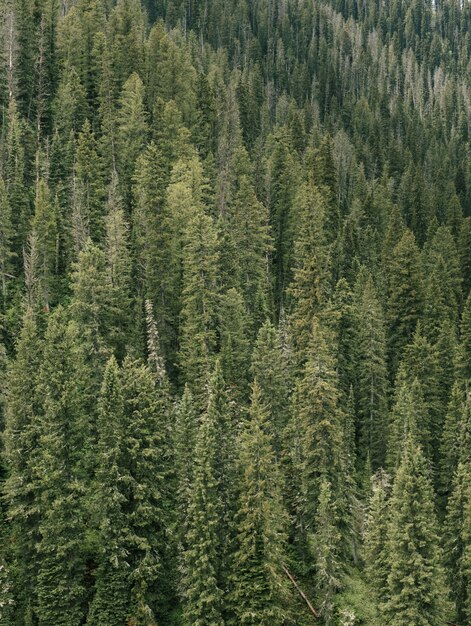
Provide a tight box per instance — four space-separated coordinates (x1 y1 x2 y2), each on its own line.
382 436 449 625
229 381 290 625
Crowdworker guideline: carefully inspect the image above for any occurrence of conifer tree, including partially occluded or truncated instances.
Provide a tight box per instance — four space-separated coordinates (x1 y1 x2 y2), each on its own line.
289 182 330 362
0 179 14 299
86 357 131 626
461 291 471 383
104 172 133 357
364 470 391 613
35 309 92 626
353 275 388 468
293 318 351 562
121 356 169 622
439 382 467 502
382 436 449 625
32 179 58 309
4 99 30 259
229 381 289 625
3 308 42 624
73 120 107 243
312 479 342 625
219 287 251 402
331 278 356 399
386 229 424 375
387 372 431 469
116 71 148 205
69 240 111 363
309 136 340 244
266 130 298 309
217 145 272 323
174 385 198 551
444 461 471 624
251 320 292 457
459 217 471 298
181 376 224 626
178 206 220 400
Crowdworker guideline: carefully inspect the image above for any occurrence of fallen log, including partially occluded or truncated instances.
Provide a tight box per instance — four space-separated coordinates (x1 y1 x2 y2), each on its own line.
283 564 319 620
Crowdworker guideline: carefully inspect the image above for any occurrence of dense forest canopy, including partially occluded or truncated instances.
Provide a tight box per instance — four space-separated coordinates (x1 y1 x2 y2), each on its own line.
0 0 471 624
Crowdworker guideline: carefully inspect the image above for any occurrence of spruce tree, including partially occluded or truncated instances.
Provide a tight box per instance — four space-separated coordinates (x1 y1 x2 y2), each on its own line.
3 308 43 624
219 287 251 402
461 291 471 383
251 320 292 458
174 385 198 552
312 479 342 625
35 309 92 626
353 274 388 468
444 461 471 623
229 381 289 625
0 179 14 300
382 436 449 625
116 71 148 205
181 377 224 626
178 206 220 401
387 372 431 469
86 357 131 626
289 182 330 362
73 119 107 243
32 179 58 310
439 382 467 502
386 229 424 375
364 470 391 614
104 172 133 357
292 318 351 563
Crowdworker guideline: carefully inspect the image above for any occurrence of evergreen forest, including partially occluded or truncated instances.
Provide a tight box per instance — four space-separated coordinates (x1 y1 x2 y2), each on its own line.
0 0 471 624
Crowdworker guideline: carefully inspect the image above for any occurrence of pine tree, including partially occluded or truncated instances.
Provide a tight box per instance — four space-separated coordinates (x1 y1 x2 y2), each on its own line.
86 357 131 626
35 308 92 626
219 287 251 402
73 119 107 243
251 320 292 458
382 436 449 625
116 71 148 206
312 479 342 625
0 179 14 299
293 318 351 563
3 308 43 624
364 470 391 614
181 379 224 626
387 372 431 469
174 385 198 552
353 275 388 468
386 229 424 375
460 291 471 383
178 206 220 401
31 179 58 310
229 381 289 625
289 182 330 362
104 172 133 357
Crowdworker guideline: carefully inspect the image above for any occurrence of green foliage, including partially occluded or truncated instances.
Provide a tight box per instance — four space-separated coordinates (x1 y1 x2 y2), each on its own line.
1 1 470 622
382 437 450 626
229 381 290 625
